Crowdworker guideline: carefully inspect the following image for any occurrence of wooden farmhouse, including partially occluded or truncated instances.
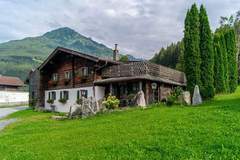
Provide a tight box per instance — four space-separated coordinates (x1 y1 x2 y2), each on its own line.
29 46 186 112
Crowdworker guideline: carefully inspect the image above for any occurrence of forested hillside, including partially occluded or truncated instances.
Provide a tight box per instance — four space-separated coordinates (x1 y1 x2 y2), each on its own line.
0 27 114 80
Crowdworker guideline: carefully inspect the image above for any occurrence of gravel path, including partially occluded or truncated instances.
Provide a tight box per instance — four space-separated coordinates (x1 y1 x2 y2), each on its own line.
0 106 28 131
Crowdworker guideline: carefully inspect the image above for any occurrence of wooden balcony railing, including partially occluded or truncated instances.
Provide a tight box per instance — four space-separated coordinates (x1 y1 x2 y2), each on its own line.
101 62 186 84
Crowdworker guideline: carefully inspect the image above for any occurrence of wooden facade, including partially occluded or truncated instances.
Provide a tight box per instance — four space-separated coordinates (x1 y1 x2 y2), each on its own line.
29 47 186 108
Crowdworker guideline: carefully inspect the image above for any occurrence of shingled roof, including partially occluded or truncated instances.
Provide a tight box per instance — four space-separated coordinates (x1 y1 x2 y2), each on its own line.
0 75 24 87
38 47 120 70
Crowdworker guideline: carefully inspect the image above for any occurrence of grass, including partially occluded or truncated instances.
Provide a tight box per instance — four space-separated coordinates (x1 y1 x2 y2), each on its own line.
1 88 240 159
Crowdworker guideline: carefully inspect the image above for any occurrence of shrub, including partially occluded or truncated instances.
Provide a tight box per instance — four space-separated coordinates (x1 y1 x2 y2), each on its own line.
102 95 120 109
166 95 177 106
59 98 67 104
166 87 183 106
47 99 54 104
172 87 183 98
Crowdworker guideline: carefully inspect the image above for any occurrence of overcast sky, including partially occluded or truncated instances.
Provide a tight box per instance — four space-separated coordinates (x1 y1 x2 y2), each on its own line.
0 0 239 58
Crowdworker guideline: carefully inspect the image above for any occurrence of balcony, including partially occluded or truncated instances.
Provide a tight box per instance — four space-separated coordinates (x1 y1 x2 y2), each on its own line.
101 61 186 85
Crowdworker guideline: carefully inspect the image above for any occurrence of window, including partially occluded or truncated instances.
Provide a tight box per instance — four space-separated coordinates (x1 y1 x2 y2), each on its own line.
64 71 72 79
48 91 56 100
52 92 56 100
60 91 69 100
80 67 89 77
52 73 58 81
77 90 88 99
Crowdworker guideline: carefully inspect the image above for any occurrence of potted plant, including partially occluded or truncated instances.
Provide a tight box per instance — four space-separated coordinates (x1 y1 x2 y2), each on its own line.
64 78 71 85
47 99 54 104
59 98 67 104
49 80 58 86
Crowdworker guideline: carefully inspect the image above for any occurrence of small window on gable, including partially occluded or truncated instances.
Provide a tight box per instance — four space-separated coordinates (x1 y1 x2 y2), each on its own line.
52 73 58 81
64 71 72 79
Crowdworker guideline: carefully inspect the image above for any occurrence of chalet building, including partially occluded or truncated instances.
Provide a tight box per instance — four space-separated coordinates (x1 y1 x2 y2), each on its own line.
0 75 24 91
29 46 186 112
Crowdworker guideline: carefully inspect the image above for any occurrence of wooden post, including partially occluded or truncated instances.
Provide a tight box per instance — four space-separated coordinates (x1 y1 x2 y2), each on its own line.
139 81 142 91
72 56 75 88
110 83 113 95
145 82 149 104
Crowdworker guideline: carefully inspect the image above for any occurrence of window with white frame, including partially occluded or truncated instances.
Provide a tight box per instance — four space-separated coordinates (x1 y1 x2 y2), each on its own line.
52 73 58 81
60 91 69 100
77 90 88 99
48 91 56 100
64 71 72 79
80 67 89 77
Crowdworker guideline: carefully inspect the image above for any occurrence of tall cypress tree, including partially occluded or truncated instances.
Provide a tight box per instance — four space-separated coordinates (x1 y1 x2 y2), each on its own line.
220 32 230 92
199 5 214 99
225 28 238 92
213 33 226 93
184 4 201 94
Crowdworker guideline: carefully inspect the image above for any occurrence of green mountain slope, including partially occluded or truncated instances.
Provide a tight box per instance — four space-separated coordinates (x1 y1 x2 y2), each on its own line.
0 27 114 80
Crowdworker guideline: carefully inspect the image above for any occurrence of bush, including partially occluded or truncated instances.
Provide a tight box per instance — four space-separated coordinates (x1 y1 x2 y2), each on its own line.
47 99 54 104
166 95 177 106
172 87 183 98
166 87 183 106
59 98 67 104
102 95 120 109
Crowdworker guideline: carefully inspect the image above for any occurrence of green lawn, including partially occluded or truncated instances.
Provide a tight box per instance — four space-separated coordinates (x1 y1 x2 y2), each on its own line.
1 88 240 160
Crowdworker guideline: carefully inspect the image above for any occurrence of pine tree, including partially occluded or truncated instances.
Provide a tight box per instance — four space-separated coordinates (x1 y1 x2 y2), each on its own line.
213 33 226 93
199 5 215 99
225 28 238 92
184 4 201 94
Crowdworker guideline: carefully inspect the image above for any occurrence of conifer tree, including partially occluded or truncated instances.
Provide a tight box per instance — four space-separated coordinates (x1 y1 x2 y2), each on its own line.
213 34 226 93
225 28 238 92
176 41 185 72
184 4 201 94
219 32 230 92
199 5 215 98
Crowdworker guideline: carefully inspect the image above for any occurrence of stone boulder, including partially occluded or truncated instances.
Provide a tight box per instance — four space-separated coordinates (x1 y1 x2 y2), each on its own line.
192 85 202 105
179 91 191 105
135 91 146 108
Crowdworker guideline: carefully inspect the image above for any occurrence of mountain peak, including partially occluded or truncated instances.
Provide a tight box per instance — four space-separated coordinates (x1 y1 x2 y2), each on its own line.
43 27 82 40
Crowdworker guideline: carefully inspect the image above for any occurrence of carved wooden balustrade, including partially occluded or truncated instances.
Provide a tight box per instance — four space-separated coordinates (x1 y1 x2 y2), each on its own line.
101 61 186 84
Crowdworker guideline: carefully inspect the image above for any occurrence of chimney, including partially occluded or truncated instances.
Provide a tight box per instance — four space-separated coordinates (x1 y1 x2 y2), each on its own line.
113 44 119 61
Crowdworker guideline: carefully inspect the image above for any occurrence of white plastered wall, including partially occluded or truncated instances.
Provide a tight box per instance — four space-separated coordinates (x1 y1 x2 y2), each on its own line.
0 91 28 105
45 86 105 112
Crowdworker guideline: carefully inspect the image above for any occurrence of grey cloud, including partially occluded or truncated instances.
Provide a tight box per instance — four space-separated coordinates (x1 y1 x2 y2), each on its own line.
0 0 239 58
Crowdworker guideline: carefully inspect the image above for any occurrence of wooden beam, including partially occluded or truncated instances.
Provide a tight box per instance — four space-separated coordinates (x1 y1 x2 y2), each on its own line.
72 56 75 88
